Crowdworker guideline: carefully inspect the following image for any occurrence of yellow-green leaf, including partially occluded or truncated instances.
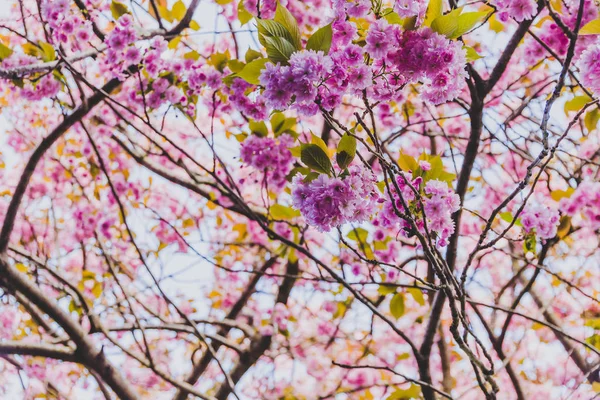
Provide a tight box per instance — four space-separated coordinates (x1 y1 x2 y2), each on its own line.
274 1 302 50
336 133 357 169
306 23 333 54
301 144 332 175
451 11 489 38
389 293 405 319
423 0 443 27
172 0 186 20
580 18 600 35
110 0 129 20
237 57 269 85
0 43 13 60
564 95 592 114
270 204 301 220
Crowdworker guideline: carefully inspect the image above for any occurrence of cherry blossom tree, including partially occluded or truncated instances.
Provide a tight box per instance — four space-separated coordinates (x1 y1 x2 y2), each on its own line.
1 0 600 398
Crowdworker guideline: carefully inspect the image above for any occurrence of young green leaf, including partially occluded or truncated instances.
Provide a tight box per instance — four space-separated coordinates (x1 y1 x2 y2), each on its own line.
264 36 296 64
450 11 489 38
306 23 333 54
110 0 129 19
463 45 483 62
270 204 301 220
171 0 186 21
274 2 302 50
237 58 269 85
336 133 357 169
249 120 269 137
0 43 13 61
301 144 332 175
257 20 295 47
423 0 443 27
389 293 405 319
245 48 263 63
580 18 600 35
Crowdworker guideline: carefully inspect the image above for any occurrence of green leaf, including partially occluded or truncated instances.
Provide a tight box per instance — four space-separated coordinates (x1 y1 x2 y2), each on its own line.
237 57 269 85
550 188 574 201
270 204 301 220
407 288 425 306
0 43 13 61
451 11 489 38
586 333 600 350
423 0 443 27
270 112 296 135
564 95 592 114
171 0 186 20
301 144 332 175
39 41 56 61
387 384 421 400
245 48 263 63
584 318 600 330
249 119 269 137
382 8 403 25
398 153 418 172
389 293 405 319
523 233 537 255
168 36 182 50
110 0 129 19
336 133 357 169
306 23 333 54
238 2 253 25
557 215 571 239
580 18 600 35
431 13 458 38
264 35 296 64
378 285 397 295
347 227 369 242
274 1 302 50
585 108 600 131
463 45 483 62
311 133 329 154
228 59 245 73
257 19 295 47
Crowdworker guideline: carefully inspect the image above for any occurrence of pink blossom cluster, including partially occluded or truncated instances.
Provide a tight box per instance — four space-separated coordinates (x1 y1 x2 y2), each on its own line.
229 78 268 120
393 0 427 20
103 15 139 79
332 0 371 18
492 0 537 22
520 203 560 239
367 22 467 104
240 134 295 189
577 39 600 93
560 181 600 229
21 74 61 101
291 165 379 231
523 0 597 64
376 177 460 247
41 0 93 44
243 0 278 19
259 50 333 116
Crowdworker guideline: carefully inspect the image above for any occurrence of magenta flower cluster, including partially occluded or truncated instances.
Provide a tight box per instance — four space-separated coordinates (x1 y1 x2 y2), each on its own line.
240 134 295 189
103 15 139 79
492 0 537 22
577 40 600 94
42 0 93 44
520 203 560 239
291 165 379 232
376 177 460 247
560 181 600 230
259 50 333 116
366 21 467 104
